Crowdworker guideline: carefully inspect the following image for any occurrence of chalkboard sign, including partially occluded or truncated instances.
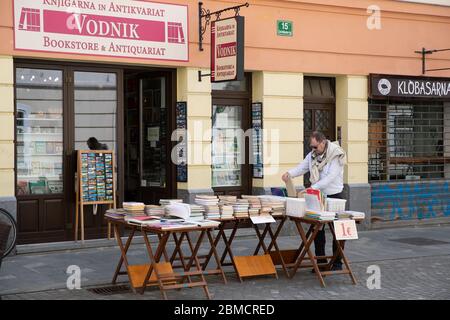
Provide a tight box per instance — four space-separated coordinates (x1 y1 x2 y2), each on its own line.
252 103 263 178
176 102 188 182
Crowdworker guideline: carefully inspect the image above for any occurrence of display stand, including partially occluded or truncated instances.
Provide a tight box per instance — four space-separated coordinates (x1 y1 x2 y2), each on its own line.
75 150 117 242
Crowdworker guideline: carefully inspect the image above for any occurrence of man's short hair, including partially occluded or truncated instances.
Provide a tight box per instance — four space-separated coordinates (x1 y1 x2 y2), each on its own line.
310 131 327 142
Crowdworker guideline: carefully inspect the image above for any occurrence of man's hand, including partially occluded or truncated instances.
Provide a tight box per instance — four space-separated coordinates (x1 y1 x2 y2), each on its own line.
282 172 290 183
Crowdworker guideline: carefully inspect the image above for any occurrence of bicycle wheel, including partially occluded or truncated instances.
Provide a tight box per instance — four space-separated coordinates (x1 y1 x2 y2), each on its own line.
0 208 17 258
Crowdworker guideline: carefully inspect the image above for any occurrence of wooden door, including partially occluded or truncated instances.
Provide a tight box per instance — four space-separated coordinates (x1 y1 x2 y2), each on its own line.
15 65 67 244
303 77 336 187
68 68 122 240
124 71 176 205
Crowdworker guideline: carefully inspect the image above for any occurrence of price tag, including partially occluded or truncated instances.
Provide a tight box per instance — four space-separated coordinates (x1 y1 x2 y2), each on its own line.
333 220 358 240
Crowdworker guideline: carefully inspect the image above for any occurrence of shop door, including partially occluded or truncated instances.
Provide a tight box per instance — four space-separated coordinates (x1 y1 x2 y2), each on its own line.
69 69 121 240
15 63 121 244
15 66 67 244
303 77 336 187
124 71 176 204
211 98 251 197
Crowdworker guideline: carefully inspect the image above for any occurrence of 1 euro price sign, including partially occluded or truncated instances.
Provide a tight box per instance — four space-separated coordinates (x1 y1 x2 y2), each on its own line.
333 220 358 240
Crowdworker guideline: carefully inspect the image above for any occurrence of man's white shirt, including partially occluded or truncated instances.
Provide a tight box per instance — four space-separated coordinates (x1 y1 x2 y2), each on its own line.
288 152 344 196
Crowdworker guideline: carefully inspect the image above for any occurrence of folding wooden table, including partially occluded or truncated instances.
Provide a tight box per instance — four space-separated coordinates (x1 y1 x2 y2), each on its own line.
202 217 278 282
288 216 358 287
107 217 225 300
253 215 300 277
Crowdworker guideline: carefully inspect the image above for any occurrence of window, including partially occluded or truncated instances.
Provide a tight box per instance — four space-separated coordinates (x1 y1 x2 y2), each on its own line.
211 105 243 187
74 71 117 151
369 101 449 181
16 68 64 195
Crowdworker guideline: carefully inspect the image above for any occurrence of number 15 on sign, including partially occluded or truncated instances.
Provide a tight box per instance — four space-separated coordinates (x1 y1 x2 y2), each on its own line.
333 220 358 240
277 20 293 37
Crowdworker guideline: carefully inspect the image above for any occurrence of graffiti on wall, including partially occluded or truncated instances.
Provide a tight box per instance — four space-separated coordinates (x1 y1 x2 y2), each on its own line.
371 181 450 221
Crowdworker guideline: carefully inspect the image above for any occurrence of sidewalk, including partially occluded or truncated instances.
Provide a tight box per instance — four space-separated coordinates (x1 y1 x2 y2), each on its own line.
1 224 450 300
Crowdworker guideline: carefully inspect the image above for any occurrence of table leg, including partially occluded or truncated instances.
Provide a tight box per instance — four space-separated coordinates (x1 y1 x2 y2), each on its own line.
202 225 224 270
185 230 211 300
157 233 170 262
206 229 227 284
112 224 136 285
266 222 290 278
267 217 286 252
253 224 269 254
220 221 242 282
220 221 239 265
253 223 270 255
328 223 357 285
170 232 189 278
142 231 170 299
291 222 326 287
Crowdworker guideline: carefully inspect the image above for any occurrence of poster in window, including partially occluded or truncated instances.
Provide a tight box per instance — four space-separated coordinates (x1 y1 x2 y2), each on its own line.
176 102 187 182
252 103 263 178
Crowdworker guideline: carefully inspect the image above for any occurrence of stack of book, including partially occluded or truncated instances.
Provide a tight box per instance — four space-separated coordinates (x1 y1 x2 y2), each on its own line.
260 204 272 215
105 209 127 220
305 210 336 221
123 202 145 214
194 195 220 219
220 205 234 219
159 199 183 206
195 195 219 206
189 204 206 221
233 199 250 218
145 205 165 216
259 197 286 217
271 201 286 217
242 195 261 216
204 205 221 220
125 215 161 226
342 211 365 220
336 211 351 219
218 195 237 206
217 195 236 219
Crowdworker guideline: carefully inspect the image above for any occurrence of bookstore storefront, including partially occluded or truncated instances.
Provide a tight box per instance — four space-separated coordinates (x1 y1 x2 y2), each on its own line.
1 0 450 244
368 75 450 222
4 0 188 243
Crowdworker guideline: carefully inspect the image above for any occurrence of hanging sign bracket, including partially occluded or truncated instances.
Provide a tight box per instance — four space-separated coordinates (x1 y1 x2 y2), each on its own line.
198 1 249 52
415 47 450 74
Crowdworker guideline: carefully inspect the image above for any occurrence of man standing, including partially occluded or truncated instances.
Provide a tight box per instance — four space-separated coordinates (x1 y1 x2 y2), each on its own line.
282 131 347 270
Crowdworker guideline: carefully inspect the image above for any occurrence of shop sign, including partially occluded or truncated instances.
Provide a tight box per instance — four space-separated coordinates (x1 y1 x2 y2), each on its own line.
211 16 244 82
13 0 188 61
370 74 450 99
277 20 293 37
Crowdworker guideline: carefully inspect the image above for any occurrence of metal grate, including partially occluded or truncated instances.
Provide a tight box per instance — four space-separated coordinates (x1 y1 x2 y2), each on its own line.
87 285 131 296
369 101 449 181
389 237 450 246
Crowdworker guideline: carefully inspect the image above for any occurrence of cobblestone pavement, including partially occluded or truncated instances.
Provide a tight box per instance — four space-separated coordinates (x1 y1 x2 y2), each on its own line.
1 225 450 300
2 255 450 300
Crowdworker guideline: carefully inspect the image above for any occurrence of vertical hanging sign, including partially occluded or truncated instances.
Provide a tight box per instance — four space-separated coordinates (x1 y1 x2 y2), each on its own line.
211 16 244 82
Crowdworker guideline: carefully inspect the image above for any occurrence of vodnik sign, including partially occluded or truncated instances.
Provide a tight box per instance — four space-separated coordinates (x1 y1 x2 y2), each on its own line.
211 16 244 82
13 0 189 62
370 74 450 99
